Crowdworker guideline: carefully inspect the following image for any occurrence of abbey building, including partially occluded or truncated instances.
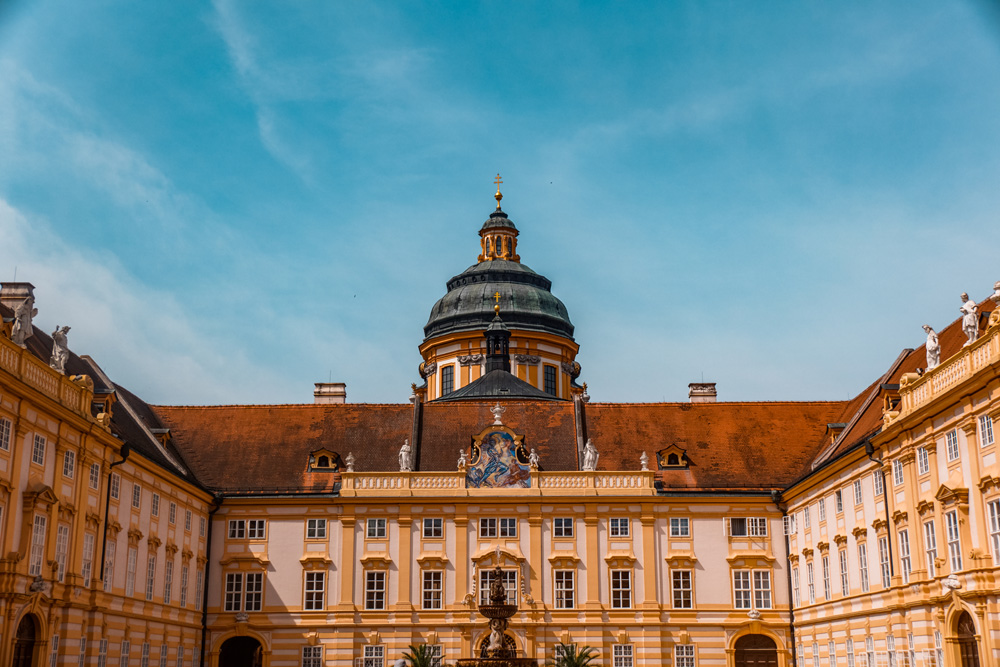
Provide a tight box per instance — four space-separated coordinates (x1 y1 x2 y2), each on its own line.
0 190 998 667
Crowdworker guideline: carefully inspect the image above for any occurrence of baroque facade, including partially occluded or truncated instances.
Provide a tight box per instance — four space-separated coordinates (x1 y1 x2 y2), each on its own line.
0 195 998 667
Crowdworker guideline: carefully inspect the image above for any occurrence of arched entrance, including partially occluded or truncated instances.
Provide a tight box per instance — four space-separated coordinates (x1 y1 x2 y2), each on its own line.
12 614 39 667
734 634 778 667
956 611 981 667
219 637 263 667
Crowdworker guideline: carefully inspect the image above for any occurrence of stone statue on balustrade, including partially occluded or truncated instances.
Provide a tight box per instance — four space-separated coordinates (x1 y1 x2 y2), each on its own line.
960 292 978 346
922 325 940 370
458 448 467 470
398 439 412 472
640 451 649 471
582 439 599 471
11 297 37 346
49 326 71 374
528 448 539 470
345 452 355 472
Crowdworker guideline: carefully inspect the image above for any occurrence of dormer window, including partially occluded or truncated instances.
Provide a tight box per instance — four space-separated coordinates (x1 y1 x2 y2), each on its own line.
657 445 690 469
309 449 339 472
317 456 330 468
667 453 680 466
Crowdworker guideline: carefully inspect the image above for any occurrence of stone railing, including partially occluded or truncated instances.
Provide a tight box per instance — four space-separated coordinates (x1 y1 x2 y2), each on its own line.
895 323 1000 420
340 469 656 497
0 335 93 418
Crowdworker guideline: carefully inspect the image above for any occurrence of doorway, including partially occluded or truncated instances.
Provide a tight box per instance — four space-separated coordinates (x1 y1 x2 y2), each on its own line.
956 611 981 667
11 614 38 667
219 637 263 667
734 634 778 667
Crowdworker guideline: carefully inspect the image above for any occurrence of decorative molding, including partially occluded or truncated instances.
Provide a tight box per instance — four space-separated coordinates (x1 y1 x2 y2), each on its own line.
219 553 269 568
458 354 484 366
181 549 193 564
512 354 540 364
978 474 1000 495
852 526 868 540
164 542 178 557
604 550 637 568
801 547 814 559
299 555 333 569
935 484 969 507
816 541 830 554
787 554 799 564
663 553 697 567
833 534 848 546
871 518 888 533
891 510 908 525
416 552 450 568
359 553 393 569
126 528 144 547
146 536 161 550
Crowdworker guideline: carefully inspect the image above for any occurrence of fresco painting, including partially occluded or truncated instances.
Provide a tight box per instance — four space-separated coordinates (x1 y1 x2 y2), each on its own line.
466 430 531 488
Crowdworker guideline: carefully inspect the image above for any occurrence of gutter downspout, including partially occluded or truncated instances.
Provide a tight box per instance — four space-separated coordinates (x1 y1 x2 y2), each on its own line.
200 494 223 667
866 441 894 579
99 443 130 584
772 490 797 667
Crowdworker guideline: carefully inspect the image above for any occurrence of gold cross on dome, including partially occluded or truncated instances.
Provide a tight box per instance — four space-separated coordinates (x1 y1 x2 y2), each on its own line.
493 291 501 304
493 173 502 190
493 173 503 209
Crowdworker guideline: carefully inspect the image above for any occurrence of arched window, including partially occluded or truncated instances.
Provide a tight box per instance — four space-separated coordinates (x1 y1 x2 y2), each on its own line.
667 453 680 466
317 456 329 468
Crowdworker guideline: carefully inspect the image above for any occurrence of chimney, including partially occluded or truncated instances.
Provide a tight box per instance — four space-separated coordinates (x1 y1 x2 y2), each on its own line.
314 382 347 404
0 282 36 310
688 382 717 403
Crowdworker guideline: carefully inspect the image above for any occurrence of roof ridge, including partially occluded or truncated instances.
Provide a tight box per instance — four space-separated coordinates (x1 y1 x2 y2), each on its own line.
586 400 850 406
151 402 412 409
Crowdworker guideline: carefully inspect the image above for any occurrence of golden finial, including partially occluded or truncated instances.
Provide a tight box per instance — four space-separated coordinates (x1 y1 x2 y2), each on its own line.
494 290 501 315
493 173 503 209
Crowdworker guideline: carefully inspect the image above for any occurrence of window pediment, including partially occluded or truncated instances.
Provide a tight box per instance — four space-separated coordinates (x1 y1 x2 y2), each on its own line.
935 484 969 507
656 445 690 469
308 449 341 472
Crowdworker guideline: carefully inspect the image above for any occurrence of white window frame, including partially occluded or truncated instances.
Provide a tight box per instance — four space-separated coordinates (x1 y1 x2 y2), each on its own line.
164 559 173 604
89 463 101 490
180 565 189 607
151 494 160 517
803 506 811 530
367 518 387 539
878 536 891 589
821 555 831 600
110 473 120 500
362 646 384 667
945 510 962 571
945 429 959 462
873 471 884 497
145 553 156 601
806 562 815 604
168 502 176 524
988 499 1000 565
306 518 327 539
305 571 327 609
119 641 130 667
835 489 843 514
610 569 632 609
980 415 995 447
132 483 142 510
185 510 192 532
245 571 263 611
498 517 517 537
917 447 929 475
55 523 70 582
31 434 46 466
63 450 76 478
675 645 695 667
892 460 904 487
554 569 575 609
29 514 47 576
609 517 630 537
103 541 116 592
422 570 443 610
839 548 849 596
140 644 150 667
422 517 443 539
82 532 95 588
479 569 516 605
670 517 690 537
195 568 204 611
857 542 870 592
853 479 863 506
553 517 574 538
818 498 826 523
612 645 633 667
671 569 692 609
792 566 800 606
898 529 911 583
0 417 10 451
302 646 323 667
224 573 242 611
363 570 384 610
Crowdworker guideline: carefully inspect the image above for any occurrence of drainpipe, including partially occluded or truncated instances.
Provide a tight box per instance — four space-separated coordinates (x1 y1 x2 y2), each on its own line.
200 494 223 667
865 441 894 578
99 443 130 584
772 489 797 667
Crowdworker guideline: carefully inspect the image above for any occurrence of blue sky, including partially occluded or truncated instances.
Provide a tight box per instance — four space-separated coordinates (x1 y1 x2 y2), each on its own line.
2 1 999 405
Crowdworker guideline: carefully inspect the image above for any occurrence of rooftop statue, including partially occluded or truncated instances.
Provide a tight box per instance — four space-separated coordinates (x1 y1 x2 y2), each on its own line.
11 297 37 346
922 325 940 370
640 451 649 471
528 448 539 470
960 292 978 347
49 325 71 374
345 452 355 472
582 439 599 471
399 439 412 472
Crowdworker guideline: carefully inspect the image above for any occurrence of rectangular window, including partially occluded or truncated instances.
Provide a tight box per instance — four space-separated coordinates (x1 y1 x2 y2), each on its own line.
98 640 107 667
119 641 130 667
980 415 995 447
109 473 120 500
168 502 176 524
195 569 204 611
873 472 884 497
164 559 173 604
82 533 95 588
917 447 930 475
792 567 800 606
898 529 911 583
672 570 692 609
783 515 796 536
422 570 443 609
754 570 772 609
29 514 46 576
50 635 59 667
846 639 855 667
839 548 849 596
185 510 192 532
728 517 767 537
363 646 384 667
878 536 891 589
479 569 516 605
140 644 150 667
544 365 557 396
227 520 245 539
554 570 575 609
675 645 695 667
887 636 896 667
946 510 962 571
835 489 843 513
853 479 863 505
306 518 327 539
306 571 327 610
612 645 633 667
946 429 960 461
103 542 116 592
63 450 75 478
818 498 826 523
158 645 167 667
80 638 88 667
132 483 142 509
610 570 632 608
733 570 752 609
806 563 815 604
554 517 574 538
124 546 138 596
670 517 690 537
423 518 443 539
811 642 819 667
225 573 243 611
609 517 630 537
803 506 811 530
145 554 156 601
245 572 263 611
180 565 189 607
988 499 1000 565
302 647 323 667
892 460 904 487
151 494 160 517
822 555 831 600
175 647 182 667
246 518 264 539
367 518 387 539
199 516 206 537
0 417 10 450
924 520 938 576
858 542 870 592
88 463 100 490
363 571 384 610
32 434 46 465
441 365 454 396
55 523 70 582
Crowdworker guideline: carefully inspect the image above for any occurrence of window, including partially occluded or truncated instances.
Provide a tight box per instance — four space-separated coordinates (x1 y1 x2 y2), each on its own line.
82 533 95 587
923 520 938 577
247 518 264 539
898 530 911 583
612 645 633 667
441 366 454 396
31 434 46 465
544 365 557 396
878 536 891 588
945 510 962 571
29 514 46 576
835 489 843 514
140 644 150 667
887 636 896 667
609 517 630 537
554 517 574 538
55 524 70 582
829 641 836 665
306 518 327 539
151 494 160 517
839 548 849 596
63 450 75 478
945 429 959 462
803 507 811 530
988 499 1000 565
80 638 88 667
423 518 443 539
611 570 632 608
158 645 167 667
145 554 157 601
670 517 690 537
103 542 116 592
124 547 138 596
225 573 243 611
672 570 692 608
183 510 191 531
821 555 831 600
892 460 904 487
180 565 189 606
306 571 327 609
175 647 182 667
873 472 884 497
783 515 796 535
554 570 575 608
163 559 173 604
917 447 929 475
733 571 752 609
132 483 142 509
499 518 517 537
980 415 995 447
302 647 323 667
479 517 515 538
168 502 176 524
806 563 815 603
674 645 695 667
728 517 767 537
98 640 108 667
363 646 384 667
846 639 855 667
811 642 819 667
422 570 443 609
245 572 263 611
367 518 387 539
199 517 206 537
934 631 943 666
120 641 130 667
0 417 10 450
818 498 826 523
195 569 204 611
479 569 516 605
858 543 869 592
850 481 862 507
792 567 800 605
50 636 59 667
363 571 383 610
89 463 101 490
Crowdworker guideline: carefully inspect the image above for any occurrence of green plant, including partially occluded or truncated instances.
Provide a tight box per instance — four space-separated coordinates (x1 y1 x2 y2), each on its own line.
546 644 599 667
403 644 440 667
